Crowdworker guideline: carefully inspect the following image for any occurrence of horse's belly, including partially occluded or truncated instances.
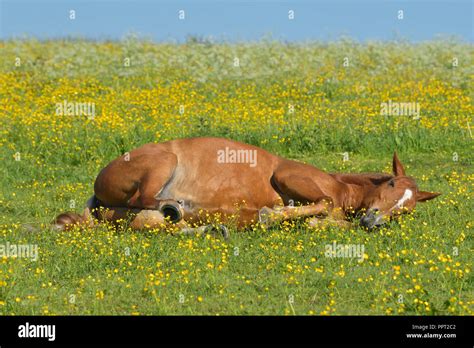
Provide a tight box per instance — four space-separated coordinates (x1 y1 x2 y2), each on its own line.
156 163 281 216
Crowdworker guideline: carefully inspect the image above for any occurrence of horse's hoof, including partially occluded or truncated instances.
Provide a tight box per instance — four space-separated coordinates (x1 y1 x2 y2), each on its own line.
205 224 230 240
158 200 184 223
218 224 230 240
258 206 273 224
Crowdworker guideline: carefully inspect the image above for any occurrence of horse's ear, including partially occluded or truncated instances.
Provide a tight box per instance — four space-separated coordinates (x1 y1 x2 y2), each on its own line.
416 191 441 202
392 151 406 177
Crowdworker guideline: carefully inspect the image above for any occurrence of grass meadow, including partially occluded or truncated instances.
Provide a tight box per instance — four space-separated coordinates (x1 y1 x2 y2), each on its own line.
0 39 472 315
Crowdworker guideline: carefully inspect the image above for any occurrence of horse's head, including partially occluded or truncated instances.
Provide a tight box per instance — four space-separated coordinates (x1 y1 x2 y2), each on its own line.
360 152 440 229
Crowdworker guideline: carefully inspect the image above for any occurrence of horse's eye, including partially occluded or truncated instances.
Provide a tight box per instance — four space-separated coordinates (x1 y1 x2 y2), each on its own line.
388 180 395 187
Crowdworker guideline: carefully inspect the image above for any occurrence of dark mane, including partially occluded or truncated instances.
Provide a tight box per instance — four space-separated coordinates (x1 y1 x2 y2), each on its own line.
329 173 393 186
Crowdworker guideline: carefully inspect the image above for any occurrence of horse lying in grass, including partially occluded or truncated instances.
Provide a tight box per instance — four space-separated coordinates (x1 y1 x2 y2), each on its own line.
55 137 440 237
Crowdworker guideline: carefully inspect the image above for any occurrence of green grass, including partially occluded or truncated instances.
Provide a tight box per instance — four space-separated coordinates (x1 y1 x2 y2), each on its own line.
0 39 472 315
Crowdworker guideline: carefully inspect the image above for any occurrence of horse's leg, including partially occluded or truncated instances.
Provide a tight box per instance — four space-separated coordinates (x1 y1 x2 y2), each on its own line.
266 168 347 225
307 216 352 229
97 206 229 238
258 201 331 226
178 224 230 239
97 206 187 229
94 151 178 210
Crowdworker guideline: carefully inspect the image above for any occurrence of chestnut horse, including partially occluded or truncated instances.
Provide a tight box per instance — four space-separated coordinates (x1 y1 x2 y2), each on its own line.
55 137 440 235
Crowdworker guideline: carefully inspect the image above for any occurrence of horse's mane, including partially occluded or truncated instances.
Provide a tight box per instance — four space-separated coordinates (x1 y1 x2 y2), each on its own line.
329 173 393 186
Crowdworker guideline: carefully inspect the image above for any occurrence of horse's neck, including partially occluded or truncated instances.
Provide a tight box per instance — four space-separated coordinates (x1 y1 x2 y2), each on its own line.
330 173 393 211
331 173 393 186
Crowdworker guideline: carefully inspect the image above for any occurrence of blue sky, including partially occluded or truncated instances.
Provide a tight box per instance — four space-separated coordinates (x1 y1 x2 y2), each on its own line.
0 0 472 42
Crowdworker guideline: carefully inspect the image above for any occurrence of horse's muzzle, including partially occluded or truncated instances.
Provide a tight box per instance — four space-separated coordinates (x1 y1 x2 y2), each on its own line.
360 209 385 230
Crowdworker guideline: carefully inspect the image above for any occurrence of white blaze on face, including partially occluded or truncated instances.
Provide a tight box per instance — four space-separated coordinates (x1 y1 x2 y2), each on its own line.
394 189 413 209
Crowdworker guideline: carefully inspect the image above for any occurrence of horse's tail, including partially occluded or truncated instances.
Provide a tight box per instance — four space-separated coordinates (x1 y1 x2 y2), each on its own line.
53 195 99 231
53 212 88 230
